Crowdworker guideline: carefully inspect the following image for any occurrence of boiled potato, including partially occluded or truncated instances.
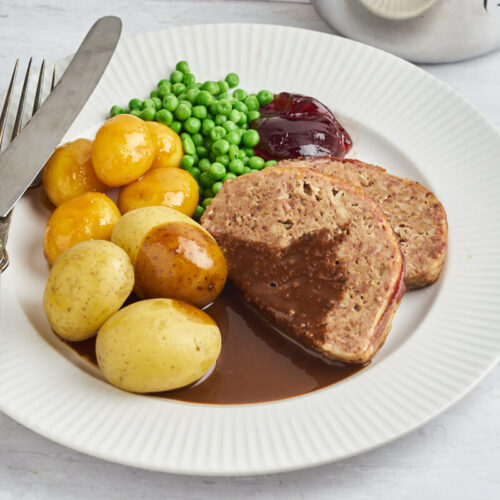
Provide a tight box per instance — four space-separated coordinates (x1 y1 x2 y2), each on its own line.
43 192 121 265
42 138 108 206
146 121 183 169
135 221 227 307
91 114 155 187
96 298 221 393
117 166 199 217
44 240 134 341
111 206 201 265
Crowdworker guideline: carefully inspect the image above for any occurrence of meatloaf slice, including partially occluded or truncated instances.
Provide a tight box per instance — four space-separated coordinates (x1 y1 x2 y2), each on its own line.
201 167 405 364
277 157 447 290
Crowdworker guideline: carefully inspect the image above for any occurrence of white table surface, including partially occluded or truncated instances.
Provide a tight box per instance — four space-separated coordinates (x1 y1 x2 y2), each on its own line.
1 1 499 498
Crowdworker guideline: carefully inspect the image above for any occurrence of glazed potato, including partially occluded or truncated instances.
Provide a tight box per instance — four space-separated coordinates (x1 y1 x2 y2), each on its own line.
91 114 155 187
117 166 199 217
43 192 121 265
146 121 183 169
96 298 221 393
111 206 200 265
42 138 108 206
135 221 227 307
44 240 134 341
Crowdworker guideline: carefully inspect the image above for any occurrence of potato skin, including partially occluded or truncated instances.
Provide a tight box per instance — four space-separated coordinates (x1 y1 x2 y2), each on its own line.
43 192 121 265
117 166 199 217
42 138 108 206
146 121 183 169
96 298 221 393
44 240 134 341
91 114 155 187
111 206 202 265
135 221 227 307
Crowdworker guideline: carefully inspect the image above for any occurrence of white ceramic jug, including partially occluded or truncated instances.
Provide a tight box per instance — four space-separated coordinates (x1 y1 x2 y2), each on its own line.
312 0 500 63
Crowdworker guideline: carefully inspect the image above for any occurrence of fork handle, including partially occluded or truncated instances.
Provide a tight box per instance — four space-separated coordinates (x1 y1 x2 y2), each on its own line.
0 211 12 272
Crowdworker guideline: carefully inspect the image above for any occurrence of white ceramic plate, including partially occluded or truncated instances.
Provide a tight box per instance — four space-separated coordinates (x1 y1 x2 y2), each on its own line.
1 24 499 476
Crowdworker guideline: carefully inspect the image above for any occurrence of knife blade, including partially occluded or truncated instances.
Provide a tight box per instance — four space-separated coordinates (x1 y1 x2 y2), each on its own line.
0 16 122 217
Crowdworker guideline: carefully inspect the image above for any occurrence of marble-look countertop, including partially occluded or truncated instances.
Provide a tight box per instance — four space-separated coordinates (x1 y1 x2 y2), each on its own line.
0 1 499 498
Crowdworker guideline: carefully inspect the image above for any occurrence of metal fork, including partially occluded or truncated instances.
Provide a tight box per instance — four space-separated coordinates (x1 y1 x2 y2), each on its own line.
0 59 56 273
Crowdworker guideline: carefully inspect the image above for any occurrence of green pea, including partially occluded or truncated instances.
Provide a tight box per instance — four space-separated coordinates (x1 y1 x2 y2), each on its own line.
265 160 277 168
192 133 204 147
163 95 179 112
209 102 218 116
142 98 155 110
172 83 186 96
203 187 213 199
223 172 237 182
190 167 201 182
233 89 247 101
210 126 226 142
226 130 241 145
181 155 196 170
249 156 265 170
203 136 213 150
218 92 232 101
240 122 249 129
196 145 209 158
245 95 260 112
198 184 204 196
156 109 173 126
150 90 159 99
215 114 227 125
193 205 204 220
177 93 187 102
209 151 217 162
176 60 190 74
192 106 207 120
202 197 214 208
212 181 223 195
243 166 252 174
243 146 255 156
242 129 260 147
198 158 211 172
257 90 274 106
225 73 240 88
201 118 215 136
184 117 201 134
248 110 261 122
201 81 219 95
157 84 171 99
212 139 230 156
175 103 192 121
128 98 143 110
197 90 214 107
242 156 249 165
238 149 247 161
229 110 241 124
183 73 196 86
217 80 229 94
238 112 247 125
170 70 184 83
209 162 226 180
181 133 196 155
217 101 232 115
200 171 214 188
215 155 230 167
183 88 198 104
157 79 169 88
229 159 244 175
222 120 237 132
233 101 248 113
109 105 126 117
228 144 240 159
130 109 141 117
151 97 162 110
140 107 156 121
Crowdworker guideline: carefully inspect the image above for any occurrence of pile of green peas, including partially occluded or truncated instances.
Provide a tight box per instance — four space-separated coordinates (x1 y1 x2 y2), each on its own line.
109 61 277 220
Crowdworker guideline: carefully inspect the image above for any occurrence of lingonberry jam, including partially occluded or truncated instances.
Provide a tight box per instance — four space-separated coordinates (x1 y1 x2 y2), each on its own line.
252 92 352 161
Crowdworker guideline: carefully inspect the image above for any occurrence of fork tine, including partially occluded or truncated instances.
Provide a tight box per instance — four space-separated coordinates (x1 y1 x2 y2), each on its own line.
51 66 56 91
32 59 45 114
0 59 19 149
11 57 32 141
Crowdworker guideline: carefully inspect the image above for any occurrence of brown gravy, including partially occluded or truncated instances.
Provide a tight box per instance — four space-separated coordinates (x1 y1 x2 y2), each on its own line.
66 282 365 404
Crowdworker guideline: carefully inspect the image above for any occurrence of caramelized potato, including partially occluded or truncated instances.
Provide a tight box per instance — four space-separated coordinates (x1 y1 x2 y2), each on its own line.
42 138 108 206
146 121 183 169
111 206 200 265
134 221 227 307
44 240 134 341
43 192 121 265
96 298 221 393
91 114 155 187
117 166 199 217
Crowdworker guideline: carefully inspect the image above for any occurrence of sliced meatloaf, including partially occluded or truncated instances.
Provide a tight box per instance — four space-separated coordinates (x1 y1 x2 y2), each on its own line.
277 157 447 290
201 167 405 364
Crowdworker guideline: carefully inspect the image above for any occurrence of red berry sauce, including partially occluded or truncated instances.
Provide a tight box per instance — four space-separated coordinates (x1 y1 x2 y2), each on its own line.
251 92 352 161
